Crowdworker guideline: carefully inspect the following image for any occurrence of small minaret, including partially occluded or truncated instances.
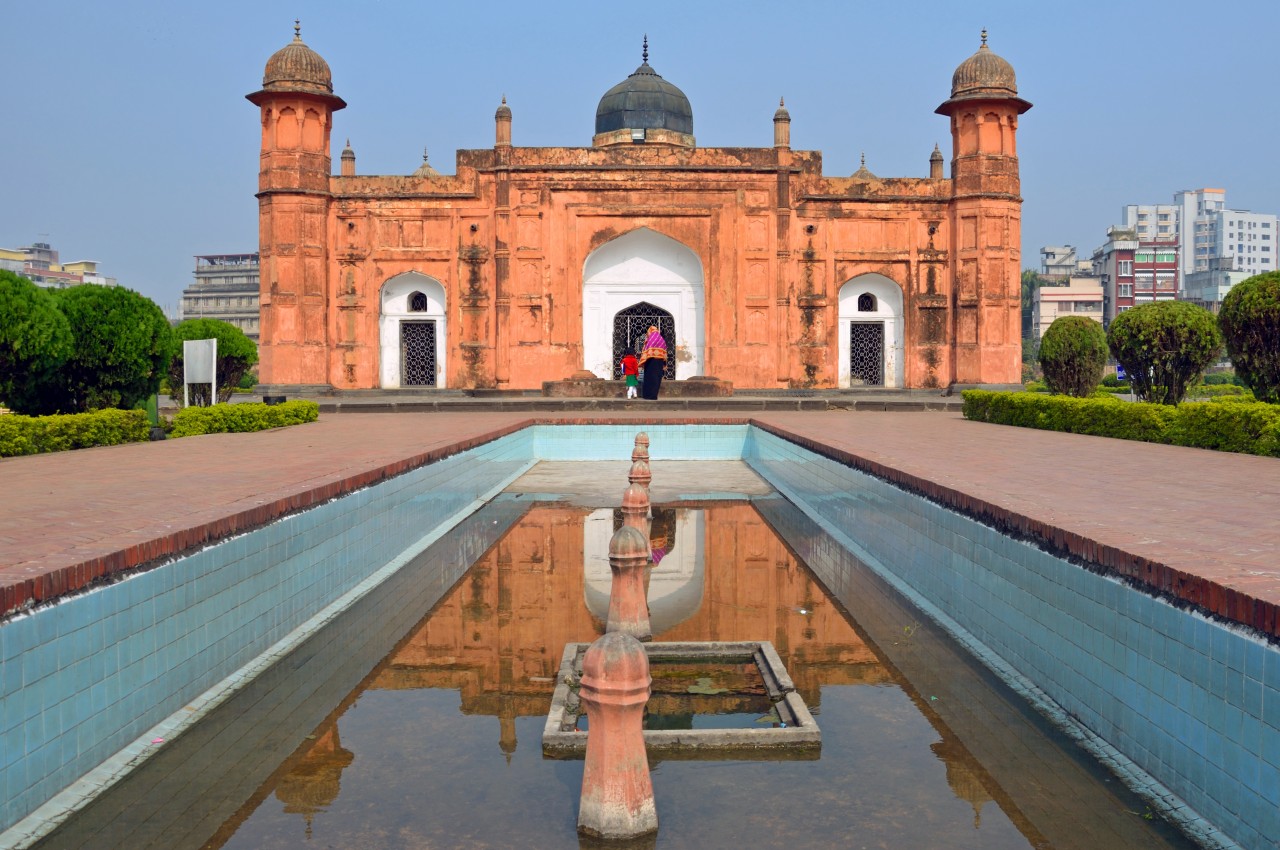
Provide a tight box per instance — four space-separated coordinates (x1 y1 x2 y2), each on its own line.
929 143 943 179
340 139 355 176
495 95 512 149
773 97 791 149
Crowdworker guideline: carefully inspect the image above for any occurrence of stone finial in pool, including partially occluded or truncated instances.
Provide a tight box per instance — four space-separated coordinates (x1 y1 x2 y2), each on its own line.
621 483 652 537
631 433 650 464
634 432 649 449
577 632 658 840
606 524 651 641
628 458 652 490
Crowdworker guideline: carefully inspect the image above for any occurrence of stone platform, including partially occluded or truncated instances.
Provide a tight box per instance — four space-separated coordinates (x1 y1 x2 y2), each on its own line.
542 375 733 398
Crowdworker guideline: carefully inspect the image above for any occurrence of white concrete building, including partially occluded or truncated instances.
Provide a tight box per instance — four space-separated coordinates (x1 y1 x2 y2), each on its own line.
1040 246 1092 278
1032 276 1104 338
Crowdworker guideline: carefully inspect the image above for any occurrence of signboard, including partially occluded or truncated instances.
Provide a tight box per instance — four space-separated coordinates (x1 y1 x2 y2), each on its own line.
1115 364 1127 381
183 338 217 407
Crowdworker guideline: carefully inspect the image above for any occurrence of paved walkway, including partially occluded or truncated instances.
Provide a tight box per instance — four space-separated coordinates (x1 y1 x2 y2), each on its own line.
2 410 1277 638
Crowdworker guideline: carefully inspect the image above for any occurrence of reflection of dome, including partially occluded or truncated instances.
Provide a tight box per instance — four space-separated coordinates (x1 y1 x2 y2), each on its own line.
262 24 333 95
594 37 694 147
275 727 355 835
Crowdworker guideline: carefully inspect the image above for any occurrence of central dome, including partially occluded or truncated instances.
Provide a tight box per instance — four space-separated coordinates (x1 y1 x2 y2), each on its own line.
594 38 694 147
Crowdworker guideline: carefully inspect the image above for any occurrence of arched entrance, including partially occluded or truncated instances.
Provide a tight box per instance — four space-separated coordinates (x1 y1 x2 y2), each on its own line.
838 274 904 388
612 302 675 379
379 273 447 388
582 228 704 379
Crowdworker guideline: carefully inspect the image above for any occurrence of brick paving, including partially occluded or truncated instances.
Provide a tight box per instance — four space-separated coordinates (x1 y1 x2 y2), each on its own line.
1 409 1277 639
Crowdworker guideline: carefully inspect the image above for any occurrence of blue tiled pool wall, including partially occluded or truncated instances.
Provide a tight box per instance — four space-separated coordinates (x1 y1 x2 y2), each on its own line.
0 429 535 833
744 427 1280 850
532 423 749 460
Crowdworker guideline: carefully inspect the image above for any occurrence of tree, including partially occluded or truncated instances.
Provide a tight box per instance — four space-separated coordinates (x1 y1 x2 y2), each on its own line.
1107 301 1223 405
167 318 259 406
43 285 174 413
0 270 72 413
1218 271 1280 404
1038 316 1107 397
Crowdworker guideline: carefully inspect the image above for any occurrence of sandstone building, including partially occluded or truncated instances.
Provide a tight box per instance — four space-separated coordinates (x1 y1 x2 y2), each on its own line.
249 27 1030 392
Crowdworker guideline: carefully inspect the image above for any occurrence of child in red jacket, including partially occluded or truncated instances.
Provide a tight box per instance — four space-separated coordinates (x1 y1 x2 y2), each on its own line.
620 348 640 398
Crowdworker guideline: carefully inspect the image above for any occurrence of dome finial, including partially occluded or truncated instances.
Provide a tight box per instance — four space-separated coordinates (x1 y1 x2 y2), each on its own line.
422 147 430 164
294 19 302 41
861 152 866 168
642 34 648 64
501 94 507 105
779 97 785 107
980 28 988 47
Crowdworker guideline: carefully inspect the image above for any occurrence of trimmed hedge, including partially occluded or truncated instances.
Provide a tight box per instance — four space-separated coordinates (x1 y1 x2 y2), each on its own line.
962 390 1280 456
0 408 150 457
170 400 319 437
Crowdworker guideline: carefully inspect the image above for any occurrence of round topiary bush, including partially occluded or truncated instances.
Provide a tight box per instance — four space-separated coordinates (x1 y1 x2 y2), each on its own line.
1218 271 1280 404
1108 301 1223 405
168 318 259 406
1038 316 1108 397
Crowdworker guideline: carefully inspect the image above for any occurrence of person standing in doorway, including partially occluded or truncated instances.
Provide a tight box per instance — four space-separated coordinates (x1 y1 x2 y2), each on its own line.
620 347 640 399
638 325 667 400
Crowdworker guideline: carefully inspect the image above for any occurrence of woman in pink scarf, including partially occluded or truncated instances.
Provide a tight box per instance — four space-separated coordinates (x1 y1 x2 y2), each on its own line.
637 325 667 400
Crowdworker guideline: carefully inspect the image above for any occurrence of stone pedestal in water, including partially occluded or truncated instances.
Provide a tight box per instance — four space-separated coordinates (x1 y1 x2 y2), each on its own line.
577 632 658 840
606 524 651 641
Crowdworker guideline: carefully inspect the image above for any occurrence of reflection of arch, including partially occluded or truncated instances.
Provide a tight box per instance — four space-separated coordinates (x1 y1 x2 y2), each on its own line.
380 273 447 388
582 228 704 379
838 274 904 388
612 302 675 380
583 507 704 635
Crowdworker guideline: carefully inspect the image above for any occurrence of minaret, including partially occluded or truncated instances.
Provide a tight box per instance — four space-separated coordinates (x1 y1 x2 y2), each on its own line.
495 96 512 149
246 22 346 390
935 30 1032 385
929 143 944 179
773 98 790 149
340 139 355 176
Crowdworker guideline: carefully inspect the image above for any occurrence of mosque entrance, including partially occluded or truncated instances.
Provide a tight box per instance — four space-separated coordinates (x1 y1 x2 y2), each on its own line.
848 322 885 386
611 303 675 379
400 321 437 386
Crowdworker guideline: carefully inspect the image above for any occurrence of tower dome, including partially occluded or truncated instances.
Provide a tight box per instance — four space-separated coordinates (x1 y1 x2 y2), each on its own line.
262 22 334 95
936 30 1030 115
593 37 694 147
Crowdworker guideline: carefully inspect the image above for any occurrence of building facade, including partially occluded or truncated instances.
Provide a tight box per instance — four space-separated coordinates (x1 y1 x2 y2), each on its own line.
0 241 117 288
180 253 262 342
1031 276 1103 338
250 29 1030 393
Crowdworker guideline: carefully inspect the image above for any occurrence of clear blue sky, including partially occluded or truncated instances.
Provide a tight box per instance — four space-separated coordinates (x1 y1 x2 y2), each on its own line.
4 0 1277 313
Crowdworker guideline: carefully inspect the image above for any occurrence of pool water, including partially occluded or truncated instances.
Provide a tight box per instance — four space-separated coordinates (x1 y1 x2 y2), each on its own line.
37 491 1198 850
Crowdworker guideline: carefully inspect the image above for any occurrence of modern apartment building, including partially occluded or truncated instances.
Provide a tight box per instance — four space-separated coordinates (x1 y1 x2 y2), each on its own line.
1039 245 1091 278
1031 275 1103 338
1172 188 1276 307
180 254 261 342
1091 227 1138 325
0 241 117 288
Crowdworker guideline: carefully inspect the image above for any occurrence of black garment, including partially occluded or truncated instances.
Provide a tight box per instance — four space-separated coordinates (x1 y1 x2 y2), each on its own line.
641 358 664 400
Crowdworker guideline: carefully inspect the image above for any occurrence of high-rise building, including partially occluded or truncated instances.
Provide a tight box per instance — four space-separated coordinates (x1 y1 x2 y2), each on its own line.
180 254 261 342
1172 188 1276 309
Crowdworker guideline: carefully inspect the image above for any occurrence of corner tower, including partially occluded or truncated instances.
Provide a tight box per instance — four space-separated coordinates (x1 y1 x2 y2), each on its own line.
247 22 345 390
935 31 1031 385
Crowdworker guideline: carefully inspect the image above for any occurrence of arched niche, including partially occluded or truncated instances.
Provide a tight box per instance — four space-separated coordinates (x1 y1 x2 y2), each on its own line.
379 273 447 388
582 228 704 379
838 274 905 388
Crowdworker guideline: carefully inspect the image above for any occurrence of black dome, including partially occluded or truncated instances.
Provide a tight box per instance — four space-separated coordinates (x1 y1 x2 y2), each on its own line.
595 57 693 136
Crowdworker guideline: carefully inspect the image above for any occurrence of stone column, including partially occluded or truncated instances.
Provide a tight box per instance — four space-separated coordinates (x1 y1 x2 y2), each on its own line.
606 525 651 641
578 632 658 841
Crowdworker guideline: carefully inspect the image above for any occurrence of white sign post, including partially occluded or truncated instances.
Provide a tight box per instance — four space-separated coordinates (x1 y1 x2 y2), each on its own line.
183 338 218 407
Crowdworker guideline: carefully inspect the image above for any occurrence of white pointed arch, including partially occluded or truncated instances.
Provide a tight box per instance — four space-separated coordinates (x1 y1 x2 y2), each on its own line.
379 272 447 388
838 273 905 388
582 228 705 379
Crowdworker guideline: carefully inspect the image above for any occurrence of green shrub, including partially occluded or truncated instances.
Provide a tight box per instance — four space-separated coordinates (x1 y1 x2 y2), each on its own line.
170 400 319 438
1218 271 1280 403
1202 372 1242 386
0 270 73 413
1183 384 1246 399
1038 316 1108 397
962 390 1280 456
0 408 150 457
1023 380 1050 393
1108 301 1223 405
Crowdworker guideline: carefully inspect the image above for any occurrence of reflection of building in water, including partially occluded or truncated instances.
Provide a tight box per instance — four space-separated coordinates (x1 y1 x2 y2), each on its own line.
368 504 884 759
584 507 705 633
273 726 354 839
930 738 997 828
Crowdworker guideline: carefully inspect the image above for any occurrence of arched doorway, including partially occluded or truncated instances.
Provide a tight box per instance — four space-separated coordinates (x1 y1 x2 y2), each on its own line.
379 273 447 388
838 274 904 388
582 228 704 379
612 302 675 379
